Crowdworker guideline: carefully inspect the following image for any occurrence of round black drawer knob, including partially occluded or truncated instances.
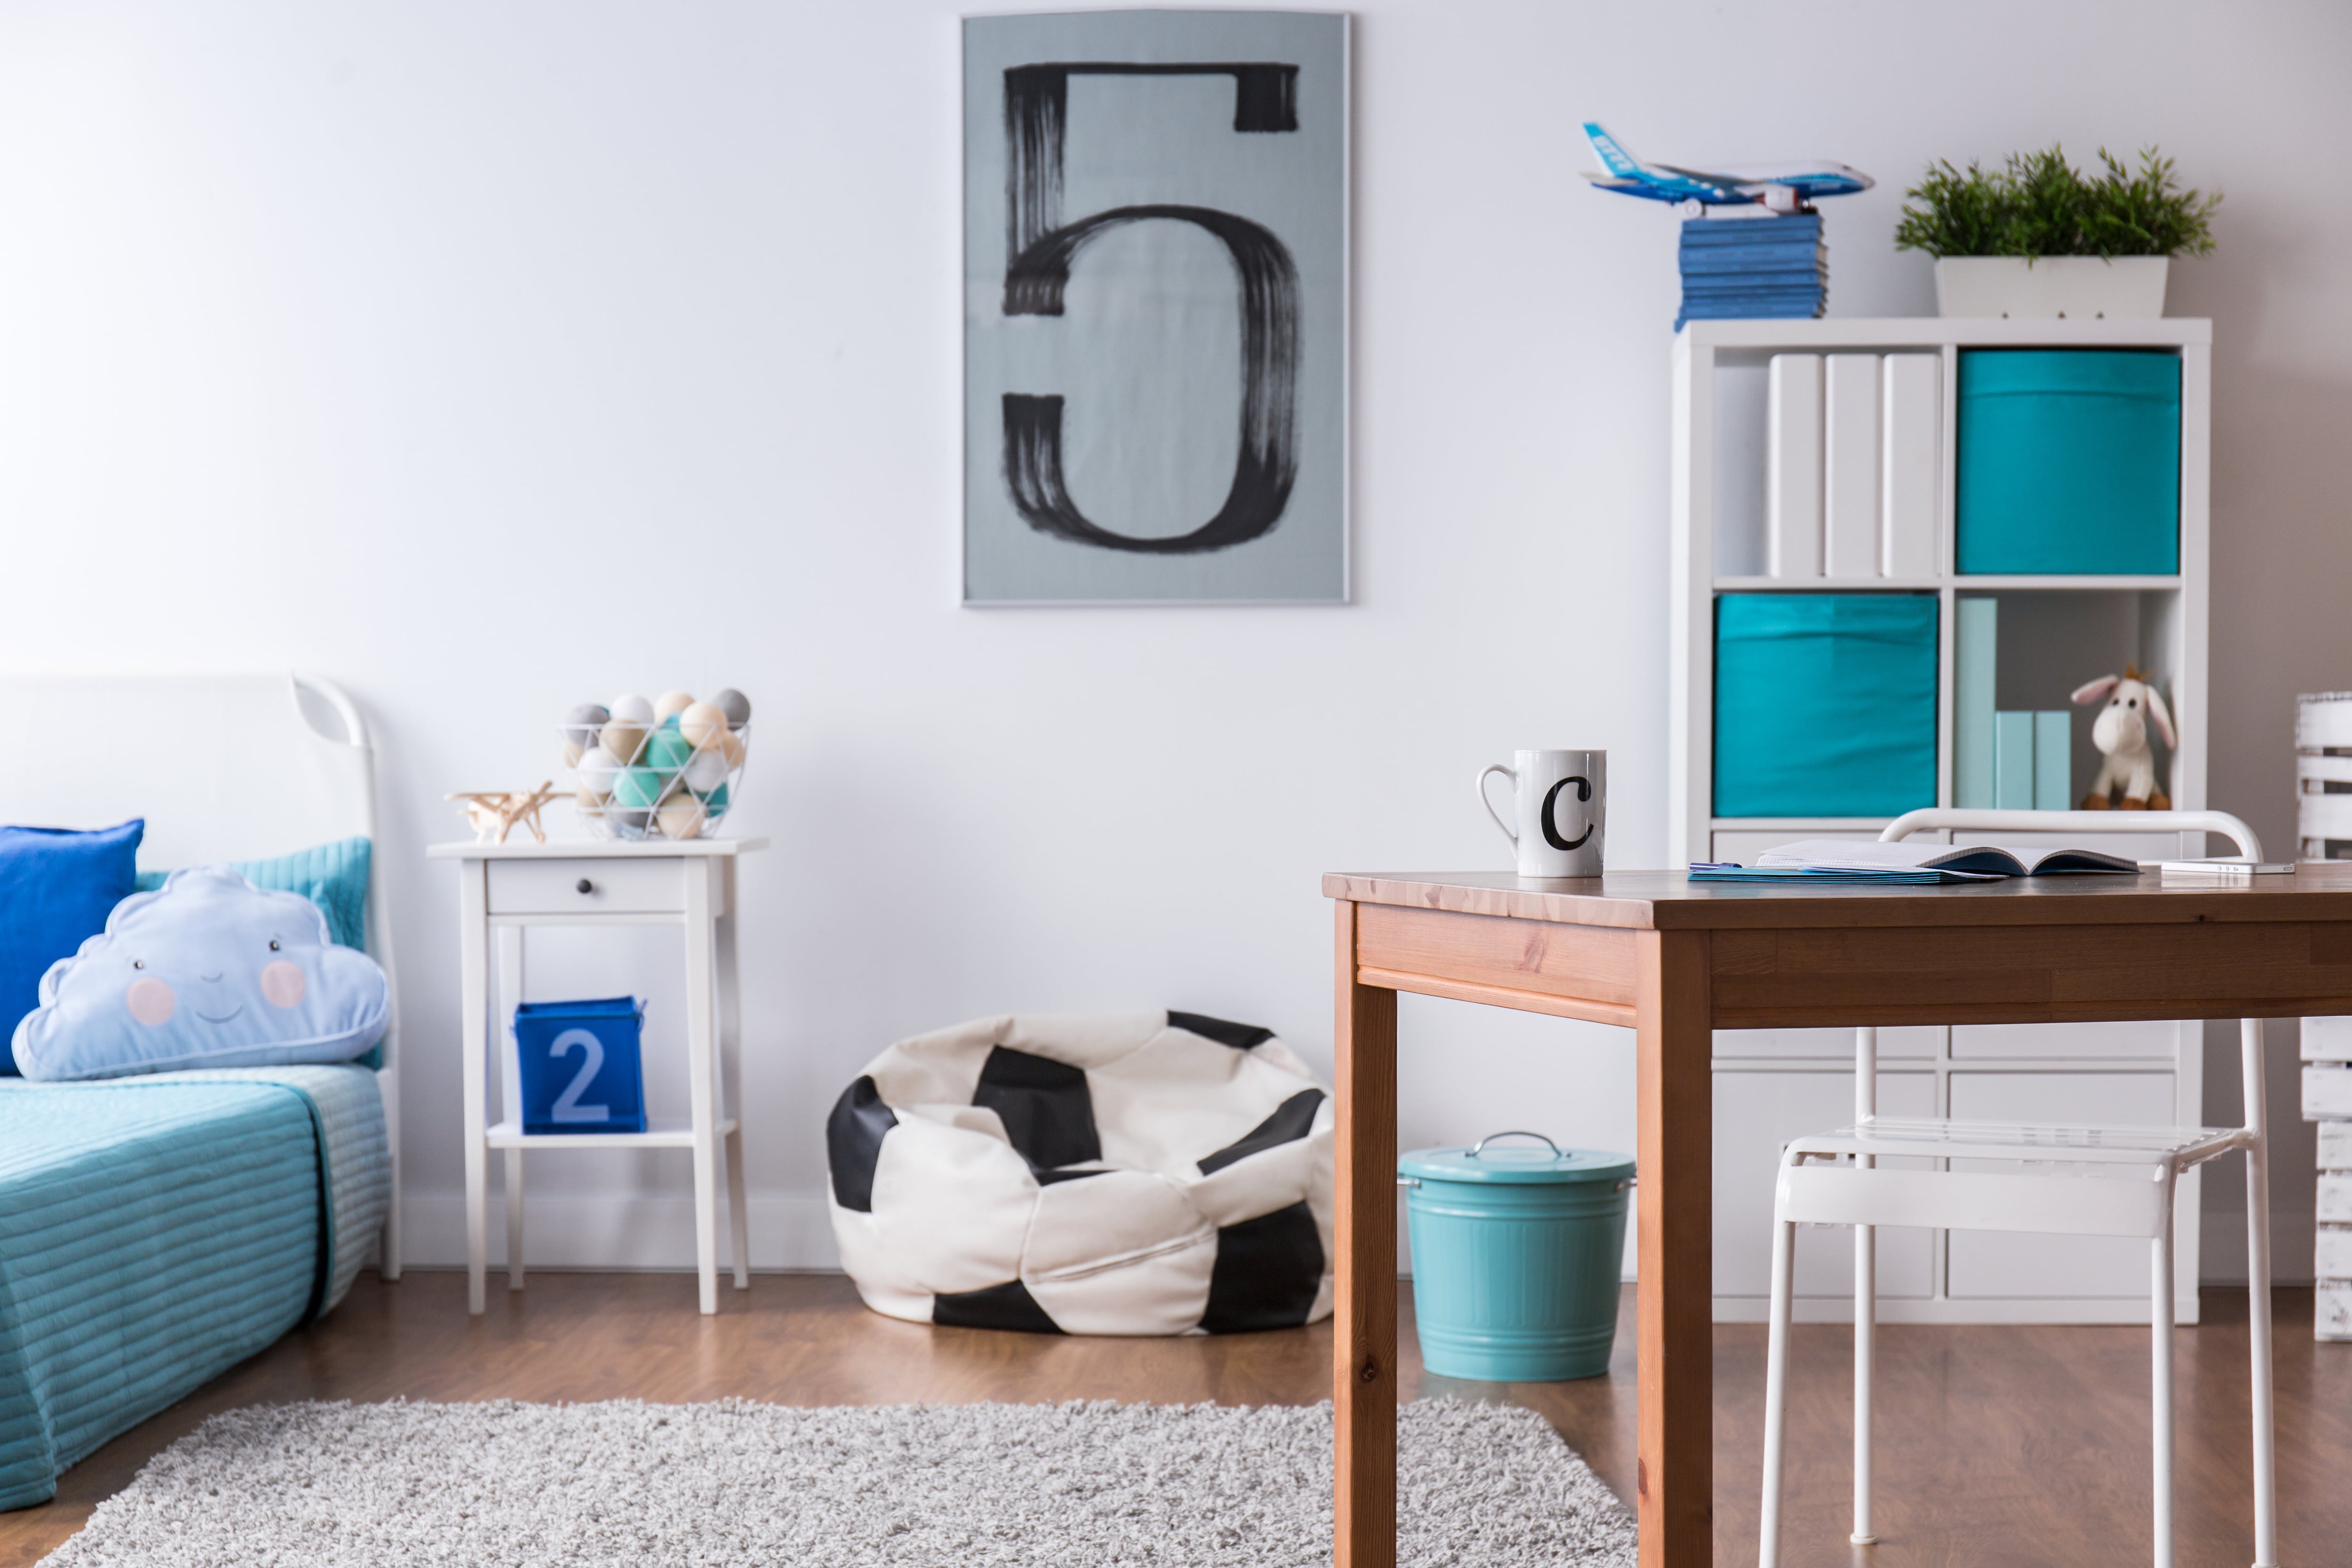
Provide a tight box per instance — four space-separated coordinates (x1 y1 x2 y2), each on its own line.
575 878 594 894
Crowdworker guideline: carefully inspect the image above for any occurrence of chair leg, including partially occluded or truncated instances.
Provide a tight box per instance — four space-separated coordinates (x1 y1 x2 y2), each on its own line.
1760 1214 1798 1568
1854 1221 1878 1544
2152 1220 2175 1568
2242 1026 2279 1567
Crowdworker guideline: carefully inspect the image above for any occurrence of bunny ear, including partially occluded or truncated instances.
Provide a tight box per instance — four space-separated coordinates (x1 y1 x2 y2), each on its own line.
2144 685 2177 748
2072 675 2120 705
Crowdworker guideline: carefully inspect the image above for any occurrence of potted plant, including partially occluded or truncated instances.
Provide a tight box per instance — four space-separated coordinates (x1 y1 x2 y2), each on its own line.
1895 145 2219 318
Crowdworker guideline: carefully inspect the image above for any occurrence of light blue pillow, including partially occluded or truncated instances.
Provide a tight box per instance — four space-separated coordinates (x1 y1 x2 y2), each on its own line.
135 836 370 950
11 865 389 1082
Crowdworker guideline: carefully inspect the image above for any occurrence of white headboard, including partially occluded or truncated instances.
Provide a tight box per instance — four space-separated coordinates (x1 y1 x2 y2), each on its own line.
0 670 403 1275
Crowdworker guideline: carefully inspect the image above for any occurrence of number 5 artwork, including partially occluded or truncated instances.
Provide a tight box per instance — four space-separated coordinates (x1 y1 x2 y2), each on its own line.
963 12 1349 603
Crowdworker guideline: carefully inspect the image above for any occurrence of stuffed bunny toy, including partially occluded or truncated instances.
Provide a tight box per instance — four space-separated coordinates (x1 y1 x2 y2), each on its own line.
2071 666 2175 810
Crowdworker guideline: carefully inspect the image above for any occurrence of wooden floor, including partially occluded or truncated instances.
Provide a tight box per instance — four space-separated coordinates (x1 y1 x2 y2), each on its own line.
3 1276 2343 1567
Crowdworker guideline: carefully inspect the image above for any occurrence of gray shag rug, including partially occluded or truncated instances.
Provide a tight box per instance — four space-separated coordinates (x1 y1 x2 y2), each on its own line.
41 1397 1634 1566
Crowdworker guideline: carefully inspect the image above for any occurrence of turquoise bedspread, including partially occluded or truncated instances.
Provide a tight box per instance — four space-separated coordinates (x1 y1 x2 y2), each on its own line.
0 1065 388 1510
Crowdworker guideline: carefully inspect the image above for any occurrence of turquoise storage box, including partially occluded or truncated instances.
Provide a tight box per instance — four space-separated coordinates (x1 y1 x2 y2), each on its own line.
1401 1134 1632 1382
1714 593 1938 818
1956 350 2180 574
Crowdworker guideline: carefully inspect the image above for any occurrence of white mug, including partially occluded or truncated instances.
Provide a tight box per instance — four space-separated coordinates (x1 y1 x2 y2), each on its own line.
1478 750 1606 877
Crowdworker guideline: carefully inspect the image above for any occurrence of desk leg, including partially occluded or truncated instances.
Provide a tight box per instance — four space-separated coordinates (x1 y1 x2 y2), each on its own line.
1636 929 1713 1568
459 862 490 1316
1334 900 1398 1568
683 862 721 1315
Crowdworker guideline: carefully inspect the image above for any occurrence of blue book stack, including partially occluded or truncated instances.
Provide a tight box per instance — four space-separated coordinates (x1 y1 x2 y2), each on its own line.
1677 213 1827 329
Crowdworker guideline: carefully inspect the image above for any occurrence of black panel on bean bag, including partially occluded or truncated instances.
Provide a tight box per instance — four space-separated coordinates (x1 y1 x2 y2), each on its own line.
1197 1088 1326 1176
826 1075 897 1212
973 1045 1100 1171
931 1278 1065 1334
1034 1165 1113 1186
1200 1201 1325 1333
1168 1010 1275 1050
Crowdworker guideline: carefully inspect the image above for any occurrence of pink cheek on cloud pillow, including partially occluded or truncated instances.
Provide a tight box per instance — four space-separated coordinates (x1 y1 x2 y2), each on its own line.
126 978 176 1026
261 960 307 1008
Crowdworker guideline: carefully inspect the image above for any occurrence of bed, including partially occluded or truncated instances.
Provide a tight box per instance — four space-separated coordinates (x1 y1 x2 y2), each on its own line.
0 673 403 1511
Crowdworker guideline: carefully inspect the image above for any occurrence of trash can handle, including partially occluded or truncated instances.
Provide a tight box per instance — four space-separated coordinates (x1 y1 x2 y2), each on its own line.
1468 1130 1562 1159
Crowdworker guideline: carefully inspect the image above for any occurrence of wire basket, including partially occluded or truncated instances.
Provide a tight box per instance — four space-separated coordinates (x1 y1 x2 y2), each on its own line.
561 713 748 842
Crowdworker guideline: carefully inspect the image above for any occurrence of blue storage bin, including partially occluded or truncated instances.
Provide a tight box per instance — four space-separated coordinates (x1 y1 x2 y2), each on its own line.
514 996 647 1134
1401 1135 1633 1382
1956 350 2180 575
1715 593 1938 818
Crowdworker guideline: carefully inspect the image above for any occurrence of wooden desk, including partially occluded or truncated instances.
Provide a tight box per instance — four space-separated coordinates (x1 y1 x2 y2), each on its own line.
1325 867 2352 1568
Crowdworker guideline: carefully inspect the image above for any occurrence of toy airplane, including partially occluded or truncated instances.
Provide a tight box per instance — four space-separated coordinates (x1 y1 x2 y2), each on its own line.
1581 122 1873 216
447 783 560 845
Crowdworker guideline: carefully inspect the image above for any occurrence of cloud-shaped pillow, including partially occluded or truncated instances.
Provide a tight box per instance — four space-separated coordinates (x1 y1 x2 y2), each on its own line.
11 866 389 1082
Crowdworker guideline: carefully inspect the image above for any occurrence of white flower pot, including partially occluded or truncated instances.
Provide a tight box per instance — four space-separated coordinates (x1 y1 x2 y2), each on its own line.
1934 255 2170 319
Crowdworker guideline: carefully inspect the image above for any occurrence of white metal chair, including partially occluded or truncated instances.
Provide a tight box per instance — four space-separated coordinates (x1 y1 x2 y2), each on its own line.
1757 809 2277 1568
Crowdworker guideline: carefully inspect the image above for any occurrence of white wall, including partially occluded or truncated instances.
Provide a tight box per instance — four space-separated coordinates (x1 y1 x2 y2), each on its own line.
2 0 2345 1278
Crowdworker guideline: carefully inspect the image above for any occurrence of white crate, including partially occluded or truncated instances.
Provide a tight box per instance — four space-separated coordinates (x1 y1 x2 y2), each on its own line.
2320 1228 2352 1279
2323 1282 2352 1342
2305 1016 2352 1063
2322 1175 2352 1224
2309 1065 2352 1120
2298 693 2352 750
2320 1121 2352 1169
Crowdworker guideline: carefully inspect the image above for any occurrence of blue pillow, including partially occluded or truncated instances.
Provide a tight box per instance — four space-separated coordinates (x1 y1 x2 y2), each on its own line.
136 836 371 950
0 820 143 1075
12 865 389 1082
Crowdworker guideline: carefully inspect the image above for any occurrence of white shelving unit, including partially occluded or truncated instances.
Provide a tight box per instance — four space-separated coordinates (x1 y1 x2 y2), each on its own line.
1670 317 2217 1325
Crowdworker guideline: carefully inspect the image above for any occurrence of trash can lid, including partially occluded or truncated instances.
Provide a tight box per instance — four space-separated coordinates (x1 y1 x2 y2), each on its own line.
1398 1131 1634 1185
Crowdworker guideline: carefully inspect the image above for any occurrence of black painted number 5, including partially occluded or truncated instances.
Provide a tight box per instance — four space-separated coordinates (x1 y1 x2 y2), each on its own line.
1001 63 1303 554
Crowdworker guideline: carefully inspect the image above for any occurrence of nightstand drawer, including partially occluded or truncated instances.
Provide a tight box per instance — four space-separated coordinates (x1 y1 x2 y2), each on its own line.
487 858 684 915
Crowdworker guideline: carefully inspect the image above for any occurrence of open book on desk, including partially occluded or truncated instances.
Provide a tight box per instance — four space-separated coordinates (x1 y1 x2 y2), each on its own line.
1690 839 2142 884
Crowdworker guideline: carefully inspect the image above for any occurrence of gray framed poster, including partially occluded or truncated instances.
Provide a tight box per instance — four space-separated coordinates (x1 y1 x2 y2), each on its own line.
963 10 1349 604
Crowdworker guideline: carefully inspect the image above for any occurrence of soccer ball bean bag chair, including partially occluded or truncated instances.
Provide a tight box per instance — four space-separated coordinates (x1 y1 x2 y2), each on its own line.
826 1010 1334 1336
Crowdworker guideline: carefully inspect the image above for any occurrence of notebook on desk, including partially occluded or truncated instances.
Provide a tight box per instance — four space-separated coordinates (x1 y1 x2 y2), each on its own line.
1690 839 2141 884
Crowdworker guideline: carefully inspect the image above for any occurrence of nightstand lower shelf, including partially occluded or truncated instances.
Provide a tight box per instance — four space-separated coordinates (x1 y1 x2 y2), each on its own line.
485 1117 738 1150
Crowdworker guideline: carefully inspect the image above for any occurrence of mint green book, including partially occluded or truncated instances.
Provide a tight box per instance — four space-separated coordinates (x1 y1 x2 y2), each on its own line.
2034 711 2071 810
1994 711 2035 809
1955 598 1998 808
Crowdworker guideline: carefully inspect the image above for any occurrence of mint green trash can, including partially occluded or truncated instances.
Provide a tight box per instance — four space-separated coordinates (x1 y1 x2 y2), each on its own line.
1401 1133 1633 1382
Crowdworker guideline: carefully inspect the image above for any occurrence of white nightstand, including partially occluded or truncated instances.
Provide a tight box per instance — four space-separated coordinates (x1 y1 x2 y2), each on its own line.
427 836 767 1314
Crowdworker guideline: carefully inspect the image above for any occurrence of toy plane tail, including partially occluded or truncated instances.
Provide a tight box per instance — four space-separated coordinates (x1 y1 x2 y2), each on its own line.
1582 122 1642 180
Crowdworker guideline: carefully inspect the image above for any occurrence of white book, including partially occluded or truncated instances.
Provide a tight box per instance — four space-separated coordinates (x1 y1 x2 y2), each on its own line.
1756 838 2139 878
1879 353 1939 577
1822 354 1880 577
1766 354 1822 579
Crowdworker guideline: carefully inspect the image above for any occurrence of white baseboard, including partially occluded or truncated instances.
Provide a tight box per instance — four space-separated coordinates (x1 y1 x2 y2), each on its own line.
399 1189 841 1272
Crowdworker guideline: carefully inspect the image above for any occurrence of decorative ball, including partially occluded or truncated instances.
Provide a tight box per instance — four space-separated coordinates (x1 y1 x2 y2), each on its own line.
680 701 729 750
681 748 729 794
599 719 648 766
559 738 584 767
711 688 753 726
608 693 654 724
695 781 731 812
656 796 707 839
607 807 652 837
574 785 605 819
717 728 747 768
562 703 609 750
644 729 694 772
653 690 696 724
576 748 620 794
612 767 669 809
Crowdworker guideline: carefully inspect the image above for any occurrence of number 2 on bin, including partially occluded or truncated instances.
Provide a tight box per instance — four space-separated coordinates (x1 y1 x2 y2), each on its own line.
549 1027 611 1124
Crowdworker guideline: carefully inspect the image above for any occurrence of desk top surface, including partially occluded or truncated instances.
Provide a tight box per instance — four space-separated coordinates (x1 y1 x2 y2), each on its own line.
1324 867 2352 931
